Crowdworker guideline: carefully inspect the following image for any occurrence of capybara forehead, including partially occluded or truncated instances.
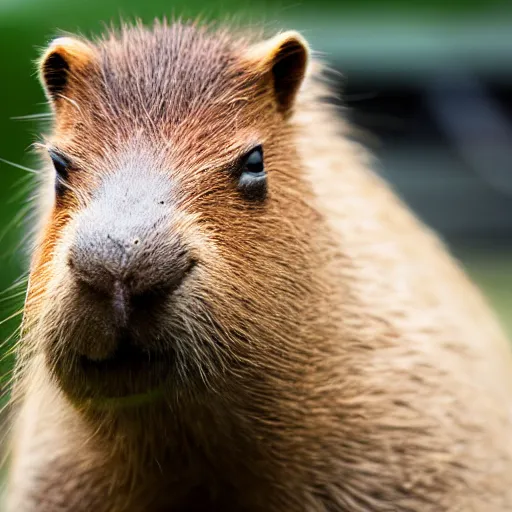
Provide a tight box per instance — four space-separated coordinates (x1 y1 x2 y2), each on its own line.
80 25 259 131
98 24 245 125
50 23 271 167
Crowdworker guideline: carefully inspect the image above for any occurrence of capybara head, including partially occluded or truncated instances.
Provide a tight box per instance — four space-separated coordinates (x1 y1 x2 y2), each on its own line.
22 22 325 407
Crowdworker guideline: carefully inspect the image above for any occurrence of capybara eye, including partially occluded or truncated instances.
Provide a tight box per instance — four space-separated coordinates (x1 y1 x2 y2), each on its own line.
238 145 267 201
242 145 264 175
49 149 70 182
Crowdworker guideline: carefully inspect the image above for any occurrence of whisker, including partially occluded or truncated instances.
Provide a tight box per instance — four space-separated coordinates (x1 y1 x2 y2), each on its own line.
0 319 23 344
14 229 35 256
0 158 39 175
10 113 52 121
0 206 30 246
0 396 14 418
0 309 24 327
7 175 36 206
59 94 81 112
0 291 26 305
31 141 49 152
0 343 20 362
0 277 28 297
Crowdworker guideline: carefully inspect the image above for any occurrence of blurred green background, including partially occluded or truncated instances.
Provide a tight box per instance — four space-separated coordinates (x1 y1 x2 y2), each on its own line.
0 0 511 387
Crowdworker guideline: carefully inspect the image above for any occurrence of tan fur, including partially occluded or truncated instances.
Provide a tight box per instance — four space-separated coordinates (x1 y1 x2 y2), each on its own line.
7 20 512 511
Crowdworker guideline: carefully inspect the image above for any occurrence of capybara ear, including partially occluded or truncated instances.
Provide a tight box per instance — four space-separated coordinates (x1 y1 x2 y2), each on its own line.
39 37 96 109
245 31 310 117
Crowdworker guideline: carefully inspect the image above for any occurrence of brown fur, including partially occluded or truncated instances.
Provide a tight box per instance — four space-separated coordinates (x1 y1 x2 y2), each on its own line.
7 20 512 511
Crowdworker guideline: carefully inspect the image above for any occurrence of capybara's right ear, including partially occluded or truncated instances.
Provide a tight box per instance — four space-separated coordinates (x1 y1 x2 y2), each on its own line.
244 31 310 118
39 37 96 109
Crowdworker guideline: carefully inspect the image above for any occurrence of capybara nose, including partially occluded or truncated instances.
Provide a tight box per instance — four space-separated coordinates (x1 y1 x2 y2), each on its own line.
68 230 192 328
67 167 193 329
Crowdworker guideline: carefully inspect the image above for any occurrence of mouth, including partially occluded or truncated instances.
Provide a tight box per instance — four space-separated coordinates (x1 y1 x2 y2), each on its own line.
56 333 176 408
77 384 167 409
78 333 169 373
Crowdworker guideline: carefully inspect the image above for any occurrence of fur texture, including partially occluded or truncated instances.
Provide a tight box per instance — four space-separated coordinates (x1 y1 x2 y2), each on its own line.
7 20 512 511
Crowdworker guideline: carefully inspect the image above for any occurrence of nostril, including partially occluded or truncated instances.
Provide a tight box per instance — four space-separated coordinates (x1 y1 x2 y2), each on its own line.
68 226 196 320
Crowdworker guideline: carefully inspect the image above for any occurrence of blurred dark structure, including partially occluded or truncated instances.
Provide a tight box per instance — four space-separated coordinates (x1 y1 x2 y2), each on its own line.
345 77 512 240
305 15 512 243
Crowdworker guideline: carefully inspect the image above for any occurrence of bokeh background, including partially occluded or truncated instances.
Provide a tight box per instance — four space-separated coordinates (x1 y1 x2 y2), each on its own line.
0 0 511 389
